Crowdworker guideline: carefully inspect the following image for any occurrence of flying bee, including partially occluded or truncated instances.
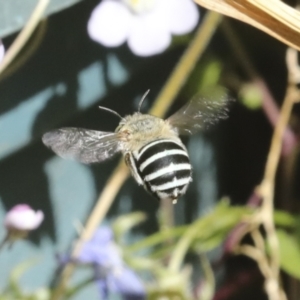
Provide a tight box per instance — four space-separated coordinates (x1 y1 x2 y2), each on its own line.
42 89 231 204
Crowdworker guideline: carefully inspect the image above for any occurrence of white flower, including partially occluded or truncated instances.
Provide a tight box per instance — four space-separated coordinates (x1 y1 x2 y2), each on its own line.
4 204 44 232
87 0 199 56
0 40 4 63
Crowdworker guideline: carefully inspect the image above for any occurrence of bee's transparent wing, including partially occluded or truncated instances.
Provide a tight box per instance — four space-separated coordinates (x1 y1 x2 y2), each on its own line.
42 128 122 164
167 89 231 135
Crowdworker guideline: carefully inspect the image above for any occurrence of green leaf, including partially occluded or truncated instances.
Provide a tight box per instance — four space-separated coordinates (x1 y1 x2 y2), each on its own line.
128 201 251 258
148 290 190 300
149 267 193 299
193 232 226 252
181 57 223 99
150 244 177 260
126 225 187 253
32 287 51 300
65 277 94 299
274 210 297 228
9 258 39 298
199 61 222 90
112 212 146 244
239 83 263 110
277 229 300 279
169 202 251 272
125 256 162 272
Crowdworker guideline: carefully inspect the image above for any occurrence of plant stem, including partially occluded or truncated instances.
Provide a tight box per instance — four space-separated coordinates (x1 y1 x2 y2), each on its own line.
0 0 49 76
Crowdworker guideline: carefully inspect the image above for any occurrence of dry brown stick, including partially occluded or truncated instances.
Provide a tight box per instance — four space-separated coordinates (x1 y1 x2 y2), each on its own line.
194 0 300 51
51 11 223 300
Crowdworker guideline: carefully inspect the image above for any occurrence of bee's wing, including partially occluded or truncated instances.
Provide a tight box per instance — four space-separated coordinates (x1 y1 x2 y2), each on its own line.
42 128 122 164
166 88 231 135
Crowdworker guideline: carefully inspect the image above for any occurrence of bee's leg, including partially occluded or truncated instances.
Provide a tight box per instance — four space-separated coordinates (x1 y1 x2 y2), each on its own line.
124 153 143 186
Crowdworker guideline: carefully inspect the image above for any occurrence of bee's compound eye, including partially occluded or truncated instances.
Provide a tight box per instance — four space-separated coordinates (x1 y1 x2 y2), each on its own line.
124 130 131 138
119 130 131 141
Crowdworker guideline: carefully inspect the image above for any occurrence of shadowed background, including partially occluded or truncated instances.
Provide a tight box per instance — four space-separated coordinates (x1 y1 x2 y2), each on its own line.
0 0 293 299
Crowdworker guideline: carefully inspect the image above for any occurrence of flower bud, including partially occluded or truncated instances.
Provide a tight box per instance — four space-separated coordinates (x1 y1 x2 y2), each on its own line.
4 204 44 240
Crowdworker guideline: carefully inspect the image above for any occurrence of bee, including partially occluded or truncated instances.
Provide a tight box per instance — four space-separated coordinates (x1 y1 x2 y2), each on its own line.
42 89 230 204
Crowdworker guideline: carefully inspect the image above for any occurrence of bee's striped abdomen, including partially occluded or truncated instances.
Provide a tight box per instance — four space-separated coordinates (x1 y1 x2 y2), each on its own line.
134 139 192 201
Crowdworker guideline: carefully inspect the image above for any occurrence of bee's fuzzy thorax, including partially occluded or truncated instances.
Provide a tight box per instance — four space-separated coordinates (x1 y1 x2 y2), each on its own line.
116 113 180 152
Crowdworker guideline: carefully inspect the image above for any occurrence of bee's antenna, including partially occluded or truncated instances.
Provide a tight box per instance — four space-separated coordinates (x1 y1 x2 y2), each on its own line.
138 89 150 112
98 106 123 120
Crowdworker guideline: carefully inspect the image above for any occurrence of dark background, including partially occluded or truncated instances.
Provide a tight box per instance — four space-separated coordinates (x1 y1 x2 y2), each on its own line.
0 0 299 299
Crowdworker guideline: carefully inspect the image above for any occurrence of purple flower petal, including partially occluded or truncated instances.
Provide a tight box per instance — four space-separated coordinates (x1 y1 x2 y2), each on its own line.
80 242 123 267
97 278 109 300
78 227 123 267
56 253 70 266
87 0 132 47
68 227 145 300
104 267 146 300
90 227 114 244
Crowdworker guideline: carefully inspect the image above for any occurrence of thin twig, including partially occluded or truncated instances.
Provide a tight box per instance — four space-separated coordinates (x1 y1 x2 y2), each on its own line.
255 48 300 300
51 11 223 300
158 198 175 230
222 19 299 300
235 244 271 279
0 20 48 80
0 0 49 76
235 48 299 300
251 228 265 253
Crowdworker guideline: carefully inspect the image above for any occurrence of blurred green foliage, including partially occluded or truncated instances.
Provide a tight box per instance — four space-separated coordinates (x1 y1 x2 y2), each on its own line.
3 203 300 299
239 83 263 110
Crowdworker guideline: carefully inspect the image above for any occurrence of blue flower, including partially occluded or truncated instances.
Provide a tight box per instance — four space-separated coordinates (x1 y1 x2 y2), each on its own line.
79 227 122 267
78 227 146 300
